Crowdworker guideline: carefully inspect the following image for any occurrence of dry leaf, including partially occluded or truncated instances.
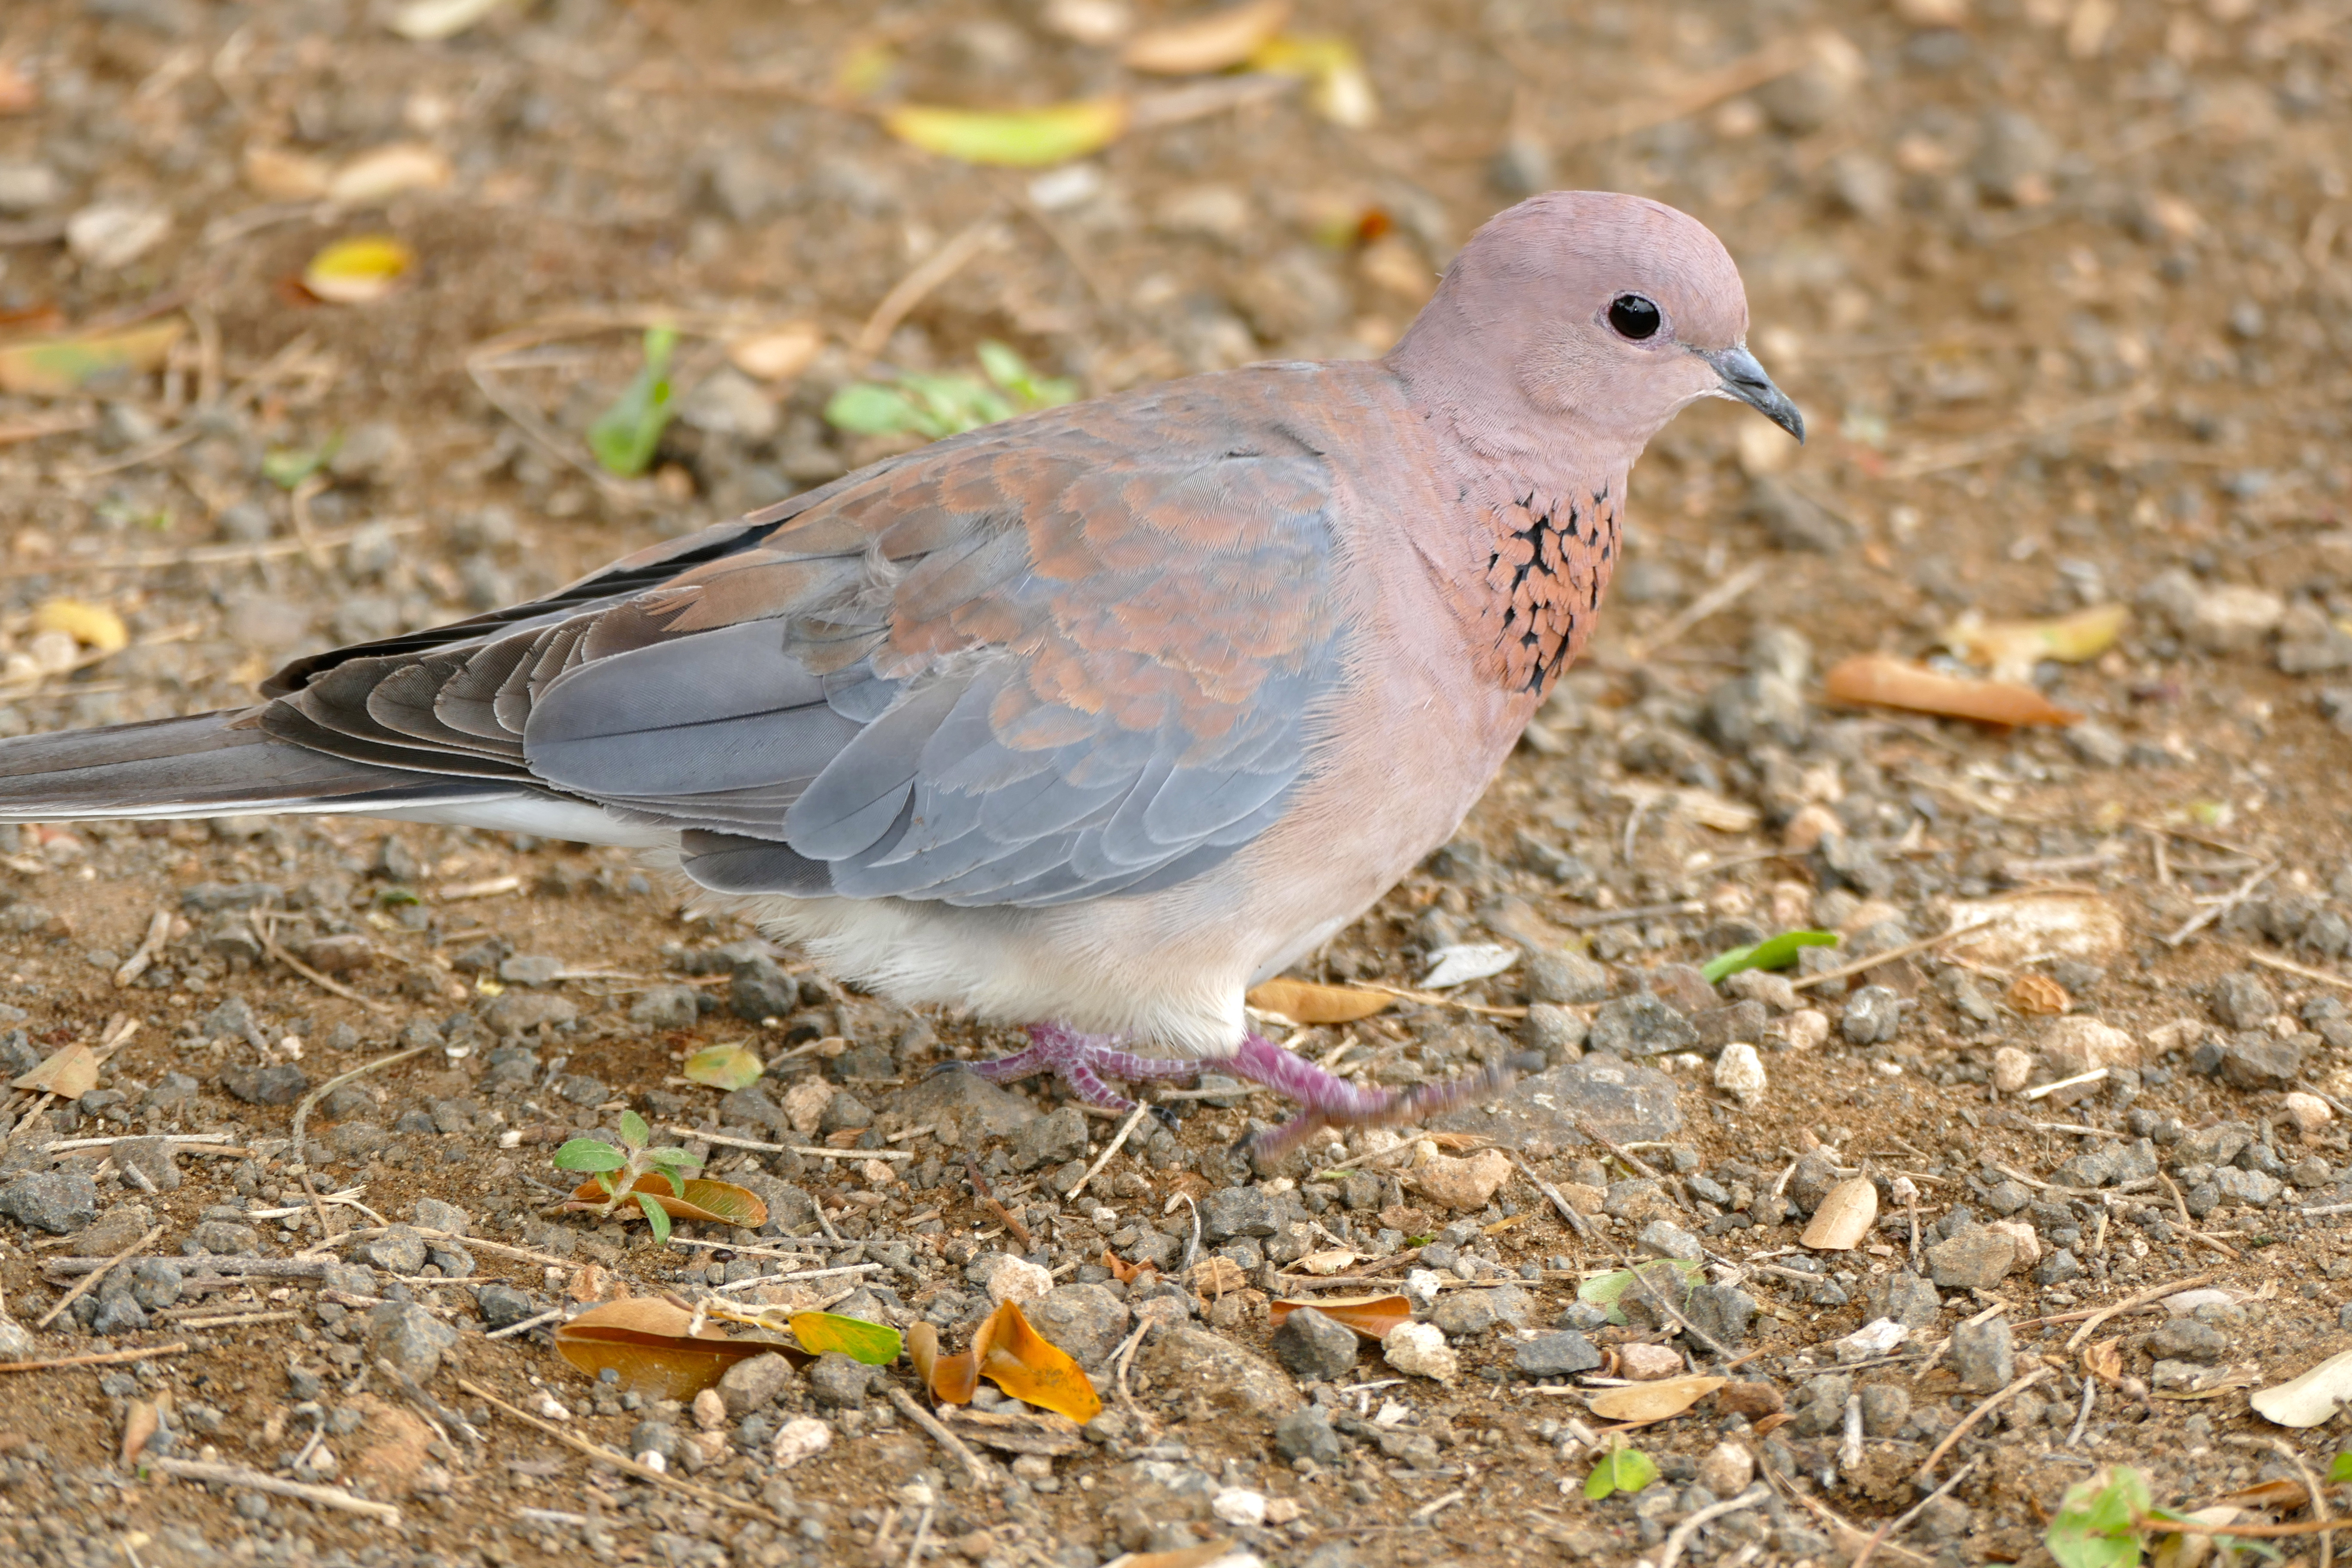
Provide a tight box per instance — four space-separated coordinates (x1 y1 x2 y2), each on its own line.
565 1174 768 1229
244 145 333 200
0 58 36 115
1244 977 1394 1024
2250 1347 2352 1427
1121 0 1291 73
1100 1249 1156 1286
2082 1338 2123 1386
1822 653 2080 727
1268 1294 1412 1342
13 1041 98 1098
974 1300 1102 1423
1294 1248 1358 1275
0 320 185 397
939 1406 1085 1455
33 598 128 653
1190 1257 1249 1295
1946 891 2125 966
1247 34 1376 127
2210 1478 2308 1512
1419 943 1518 989
388 0 509 40
1946 603 2129 683
1586 1374 1726 1424
1799 1177 1877 1250
1751 1411 1793 1437
301 236 416 304
328 143 453 205
2007 974 2071 1016
1105 1542 1243 1568
121 1399 160 1466
726 322 825 382
554 1297 792 1400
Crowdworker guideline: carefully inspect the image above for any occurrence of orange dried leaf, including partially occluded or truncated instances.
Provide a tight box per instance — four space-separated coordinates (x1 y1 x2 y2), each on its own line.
1268 1293 1411 1342
1121 0 1291 74
13 1042 98 1098
973 1300 1101 1423
121 1399 160 1466
1101 1248 1155 1285
565 1175 768 1229
1244 977 1394 1024
2211 1477 2309 1512
2007 974 2071 1016
554 1297 790 1400
1822 653 2079 727
1189 1256 1248 1295
907 1321 941 1387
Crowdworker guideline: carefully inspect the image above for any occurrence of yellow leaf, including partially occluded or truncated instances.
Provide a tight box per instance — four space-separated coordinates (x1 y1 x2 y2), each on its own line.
32 598 128 653
1946 603 2129 683
328 143 453 206
387 0 509 41
301 236 416 304
1247 35 1377 127
974 1299 1102 1423
1244 977 1393 1023
0 320 184 397
682 1042 763 1090
884 99 1130 168
1586 1374 1726 1424
1121 0 1291 74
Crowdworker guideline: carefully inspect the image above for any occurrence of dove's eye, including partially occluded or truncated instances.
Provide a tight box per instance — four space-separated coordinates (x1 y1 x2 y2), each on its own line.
1608 294 1661 340
1608 297 1665 343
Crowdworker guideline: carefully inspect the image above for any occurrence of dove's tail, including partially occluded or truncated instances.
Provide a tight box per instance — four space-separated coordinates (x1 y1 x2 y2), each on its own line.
0 708 505 823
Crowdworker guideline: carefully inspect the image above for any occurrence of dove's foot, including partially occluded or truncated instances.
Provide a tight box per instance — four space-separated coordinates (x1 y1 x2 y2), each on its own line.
1221 1034 1541 1163
962 1022 1199 1126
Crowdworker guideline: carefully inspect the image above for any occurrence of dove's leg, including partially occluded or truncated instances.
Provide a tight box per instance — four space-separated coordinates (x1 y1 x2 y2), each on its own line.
954 1022 1199 1122
1218 1033 1538 1162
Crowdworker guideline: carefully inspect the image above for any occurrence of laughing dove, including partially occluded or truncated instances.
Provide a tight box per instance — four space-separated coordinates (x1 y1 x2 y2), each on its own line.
0 191 1800 1155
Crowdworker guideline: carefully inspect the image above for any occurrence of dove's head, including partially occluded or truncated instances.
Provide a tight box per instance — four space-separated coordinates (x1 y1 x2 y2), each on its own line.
1390 190 1801 455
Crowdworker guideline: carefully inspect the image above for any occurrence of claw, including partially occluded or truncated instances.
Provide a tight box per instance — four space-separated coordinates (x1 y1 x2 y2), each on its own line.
926 1060 974 1078
1149 1102 1182 1133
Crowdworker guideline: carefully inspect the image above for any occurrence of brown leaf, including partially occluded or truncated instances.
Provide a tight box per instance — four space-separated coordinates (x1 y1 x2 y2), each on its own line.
2082 1338 2123 1387
971 1300 1102 1424
1799 1177 1878 1251
554 1297 795 1401
1822 653 2080 727
12 1041 98 1098
1121 0 1291 73
567 1263 611 1302
1586 1374 1727 1424
120 1399 160 1466
1101 1248 1156 1286
1109 1542 1243 1568
939 1406 1085 1455
1376 1205 1430 1234
1244 976 1395 1024
566 1175 769 1229
1718 1381 1785 1418
2211 1478 2309 1513
1190 1257 1249 1296
2007 974 2071 1016
1751 1411 1793 1437
1268 1294 1412 1342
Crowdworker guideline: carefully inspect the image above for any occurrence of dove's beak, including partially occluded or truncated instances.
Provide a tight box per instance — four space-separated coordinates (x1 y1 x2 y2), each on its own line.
1700 343 1804 444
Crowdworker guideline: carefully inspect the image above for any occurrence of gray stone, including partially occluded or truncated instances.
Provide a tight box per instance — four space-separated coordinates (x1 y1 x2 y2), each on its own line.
354 1225 429 1274
141 1072 200 1111
1636 1220 1702 1262
1526 949 1611 1005
2291 1156 2334 1188
1926 1228 2015 1291
220 1063 309 1106
1271 1307 1360 1379
90 1295 148 1336
325 1121 389 1158
1787 1152 1843 1214
2210 1167 2282 1206
1949 1317 2014 1393
0 1171 96 1234
1425 1055 1682 1156
818 1090 873 1135
1841 986 1902 1044
808 1351 872 1409
1026 1284 1130 1366
1749 477 1852 553
475 1283 535 1330
1859 1383 1909 1436
1983 1180 2030 1216
110 1137 182 1193
729 955 802 1022
1430 1291 1501 1339
367 1302 457 1381
629 985 702 1032
2214 973 2278 1031
1867 1271 1942 1329
1273 1405 1344 1466
1142 1325 1301 1418
1524 1003 1587 1061
2147 1319 2226 1363
888 1068 1037 1147
2036 1247 2082 1286
2052 1146 2122 1188
1010 1106 1088 1173
496 954 564 986
2220 1035 2303 1090
131 1259 182 1311
718 1352 802 1416
1514 1330 1602 1378
413 1198 470 1237
1588 993 1698 1057
1684 1284 1757 1349
1201 1187 1277 1240
483 992 578 1035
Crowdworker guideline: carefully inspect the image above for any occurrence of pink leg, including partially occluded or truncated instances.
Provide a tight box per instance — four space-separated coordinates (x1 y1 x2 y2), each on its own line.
1216 1033 1538 1162
956 1023 1201 1118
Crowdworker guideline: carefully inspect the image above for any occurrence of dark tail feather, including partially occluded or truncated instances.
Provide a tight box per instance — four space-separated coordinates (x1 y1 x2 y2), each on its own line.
0 708 508 822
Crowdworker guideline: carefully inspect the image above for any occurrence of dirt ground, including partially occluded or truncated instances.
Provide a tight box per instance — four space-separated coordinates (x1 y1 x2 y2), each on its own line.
0 0 2351 1565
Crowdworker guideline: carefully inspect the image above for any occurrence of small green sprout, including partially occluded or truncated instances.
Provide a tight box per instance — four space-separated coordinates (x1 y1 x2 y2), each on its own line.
551 1108 702 1246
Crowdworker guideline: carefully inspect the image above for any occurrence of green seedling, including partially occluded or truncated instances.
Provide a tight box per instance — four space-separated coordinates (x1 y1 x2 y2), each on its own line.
586 325 678 478
1578 1258 1706 1326
1584 1442 1657 1501
824 340 1078 442
261 434 342 490
552 1108 702 1246
1700 928 1837 984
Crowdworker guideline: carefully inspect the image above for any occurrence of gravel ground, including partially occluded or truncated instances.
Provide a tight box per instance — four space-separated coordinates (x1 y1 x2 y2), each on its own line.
0 1 2350 1566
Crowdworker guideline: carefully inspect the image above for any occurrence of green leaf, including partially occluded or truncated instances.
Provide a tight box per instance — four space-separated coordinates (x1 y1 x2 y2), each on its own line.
552 1138 627 1174
260 434 341 491
1577 1259 1706 1326
595 1171 617 1198
682 1042 763 1091
790 1311 904 1366
636 1190 673 1246
977 340 1078 409
2330 1451 2352 1485
883 98 1129 168
1701 929 1838 985
618 1109 651 1150
1584 1445 1658 1501
2045 1466 2152 1568
585 326 678 478
824 382 924 437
